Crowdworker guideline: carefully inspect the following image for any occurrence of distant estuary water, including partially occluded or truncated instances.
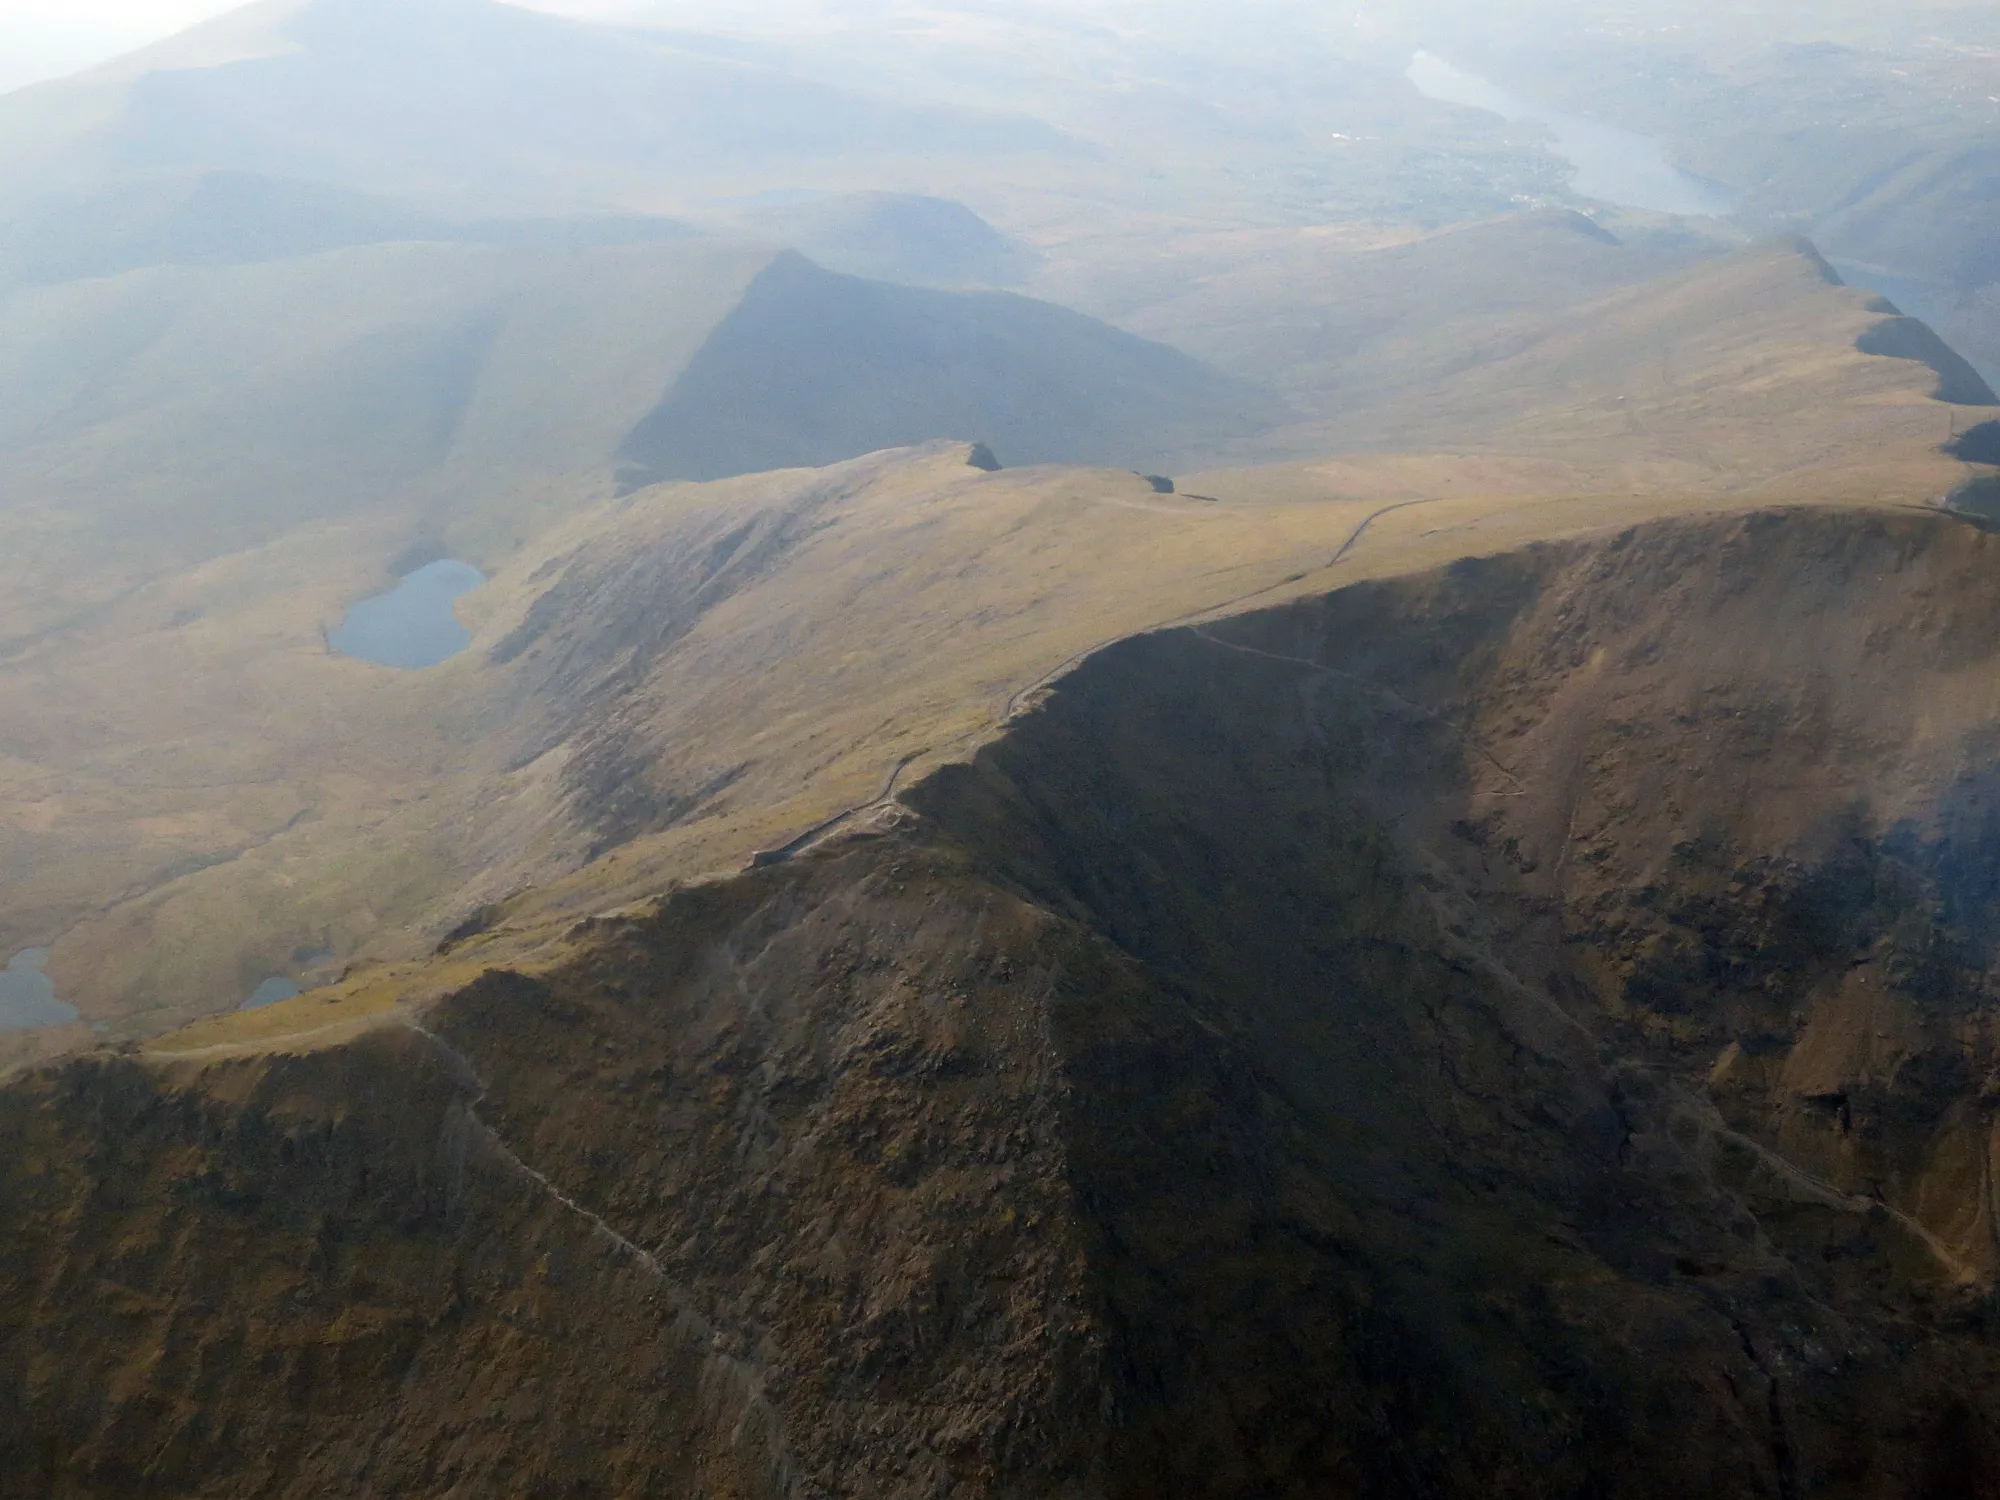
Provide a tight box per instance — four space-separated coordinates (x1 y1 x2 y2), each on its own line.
330 559 486 669
1407 52 1737 218
0 949 79 1031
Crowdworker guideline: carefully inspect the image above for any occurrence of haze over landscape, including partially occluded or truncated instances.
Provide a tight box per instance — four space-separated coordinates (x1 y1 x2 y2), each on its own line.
7 0 2000 1494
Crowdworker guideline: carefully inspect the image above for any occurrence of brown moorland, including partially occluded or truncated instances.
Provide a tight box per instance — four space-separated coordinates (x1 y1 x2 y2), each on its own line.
11 502 2000 1496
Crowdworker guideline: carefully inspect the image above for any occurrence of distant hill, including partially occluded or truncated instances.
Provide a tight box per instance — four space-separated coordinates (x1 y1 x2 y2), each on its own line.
0 0 1074 215
618 251 1270 487
1060 210 1717 405
1144 230 1995 471
722 191 1037 287
0 171 1031 303
0 236 1277 647
0 169 700 289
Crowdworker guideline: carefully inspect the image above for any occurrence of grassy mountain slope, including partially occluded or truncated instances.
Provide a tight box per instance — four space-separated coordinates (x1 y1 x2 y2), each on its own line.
11 507 2000 1496
11 6 2000 1490
1056 210 1712 403
1 21 1999 1474
1191 237 1994 474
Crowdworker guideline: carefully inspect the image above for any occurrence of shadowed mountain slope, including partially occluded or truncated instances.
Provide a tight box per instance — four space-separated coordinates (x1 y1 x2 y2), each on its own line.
617 251 1270 486
10 508 2000 1496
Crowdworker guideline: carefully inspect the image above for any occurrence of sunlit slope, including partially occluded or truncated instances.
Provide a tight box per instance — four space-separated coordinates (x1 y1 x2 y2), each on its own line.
1192 237 1995 474
456 240 1987 957
3 445 1465 1038
1046 214 1999 474
0 237 1270 651
0 0 1070 214
1044 209 1712 398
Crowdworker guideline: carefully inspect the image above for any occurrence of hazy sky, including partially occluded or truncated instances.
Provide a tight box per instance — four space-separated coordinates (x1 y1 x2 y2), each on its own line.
1 2 232 91
0 0 649 94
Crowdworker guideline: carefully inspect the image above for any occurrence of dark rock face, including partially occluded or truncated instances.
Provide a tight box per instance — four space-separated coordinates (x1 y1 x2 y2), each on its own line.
7 510 2000 1496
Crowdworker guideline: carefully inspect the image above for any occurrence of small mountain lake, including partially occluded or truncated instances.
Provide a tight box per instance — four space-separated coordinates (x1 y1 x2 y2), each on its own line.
240 977 303 1012
330 559 486 669
0 949 80 1031
1407 52 1736 219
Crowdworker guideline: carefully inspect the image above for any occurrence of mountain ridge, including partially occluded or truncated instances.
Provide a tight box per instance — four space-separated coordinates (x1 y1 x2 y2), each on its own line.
0 231 1982 1051
11 504 2000 1497
8 5 2000 1495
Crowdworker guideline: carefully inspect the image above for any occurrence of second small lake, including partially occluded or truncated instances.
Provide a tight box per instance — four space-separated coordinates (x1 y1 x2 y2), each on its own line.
0 949 80 1032
330 559 486 670
1408 52 1737 219
240 977 303 1012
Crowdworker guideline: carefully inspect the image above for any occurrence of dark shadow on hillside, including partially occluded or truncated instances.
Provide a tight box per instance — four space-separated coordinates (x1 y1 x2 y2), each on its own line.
615 252 1280 488
1857 314 1998 405
1946 472 2000 527
1946 420 2000 465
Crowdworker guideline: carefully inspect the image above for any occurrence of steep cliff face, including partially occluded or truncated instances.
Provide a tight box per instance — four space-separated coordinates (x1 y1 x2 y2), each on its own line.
912 507 2000 1498
7 508 2000 1497
0 1027 795 1496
